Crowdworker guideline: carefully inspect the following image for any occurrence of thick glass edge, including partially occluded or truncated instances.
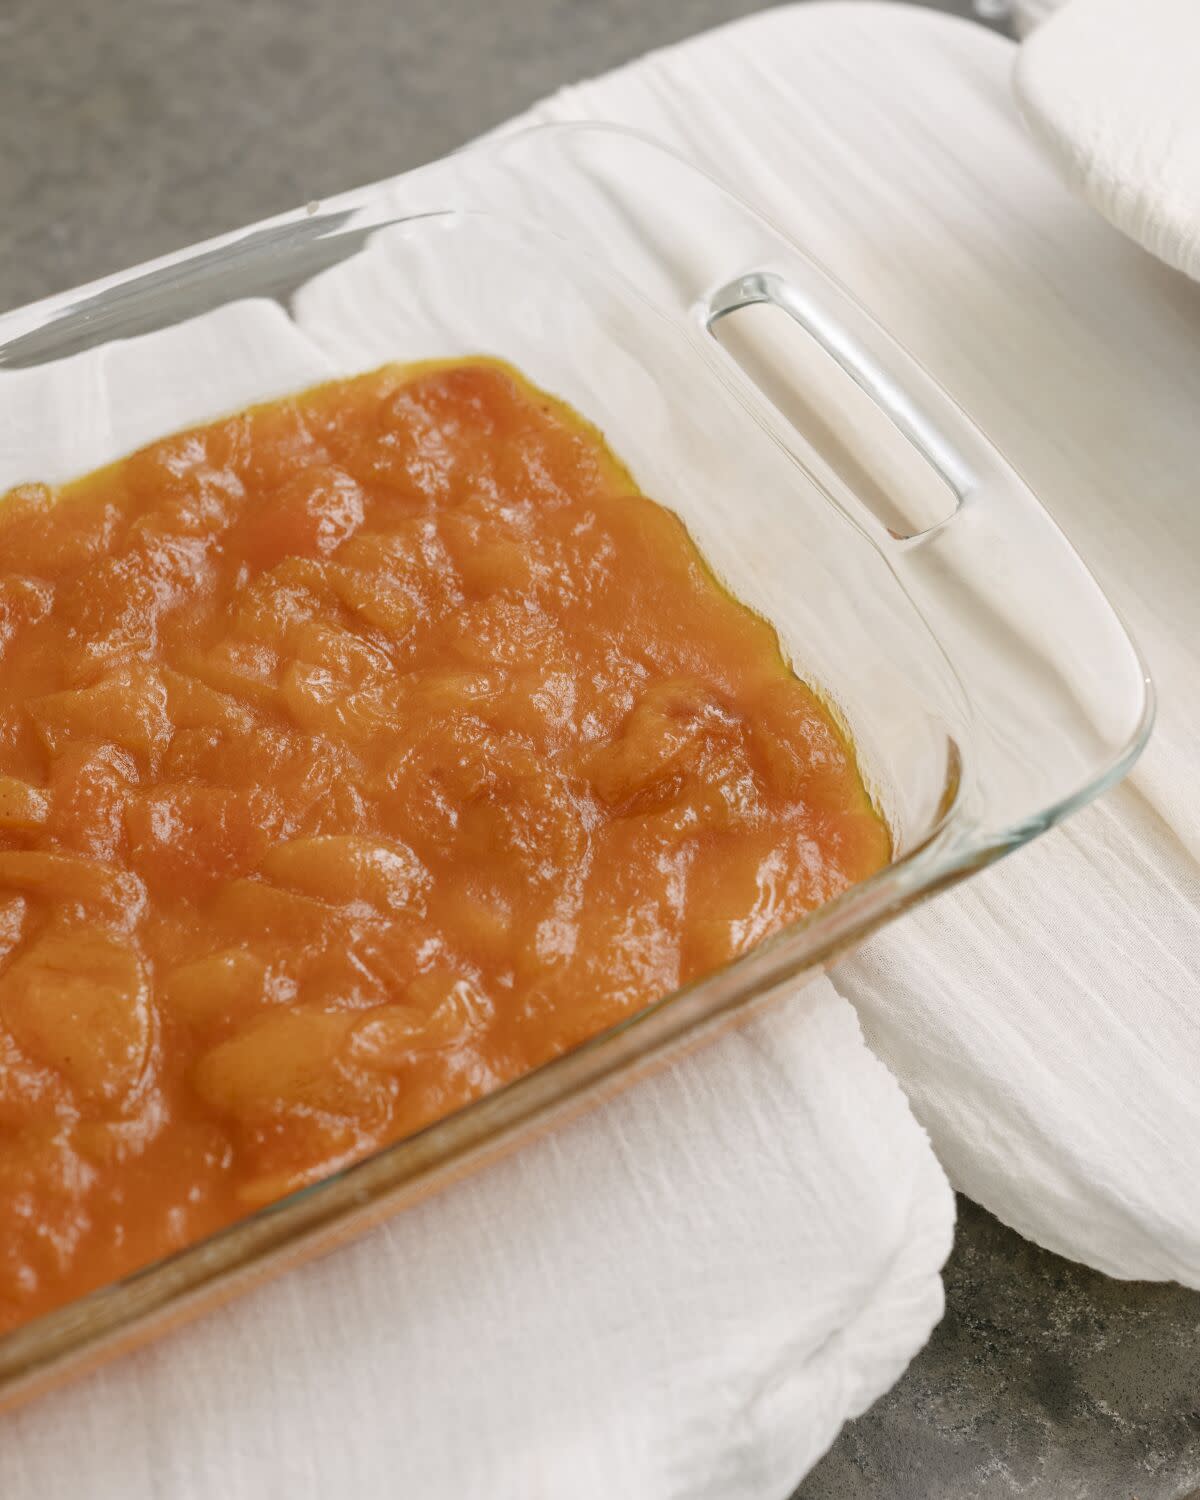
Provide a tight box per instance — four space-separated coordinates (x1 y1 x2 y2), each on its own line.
0 121 1156 1402
0 799 958 1400
0 690 1151 1404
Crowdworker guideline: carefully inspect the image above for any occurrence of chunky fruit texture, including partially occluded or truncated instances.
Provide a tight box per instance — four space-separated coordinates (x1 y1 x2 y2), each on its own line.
0 359 889 1331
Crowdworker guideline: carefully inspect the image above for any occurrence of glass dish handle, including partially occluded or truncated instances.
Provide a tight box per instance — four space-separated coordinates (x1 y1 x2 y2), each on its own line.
705 267 1152 851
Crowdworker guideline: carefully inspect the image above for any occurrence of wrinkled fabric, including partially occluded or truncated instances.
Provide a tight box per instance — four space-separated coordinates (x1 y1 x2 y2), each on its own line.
1017 0 1200 280
522 1 1200 1282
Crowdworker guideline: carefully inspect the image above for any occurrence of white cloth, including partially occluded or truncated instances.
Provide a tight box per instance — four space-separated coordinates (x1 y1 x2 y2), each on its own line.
1015 0 1200 281
3 989 952 1498
0 301 952 1495
5 1 1200 1492
516 1 1200 1283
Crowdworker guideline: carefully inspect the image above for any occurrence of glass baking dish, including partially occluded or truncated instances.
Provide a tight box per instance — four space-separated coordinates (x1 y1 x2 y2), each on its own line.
0 125 1151 1407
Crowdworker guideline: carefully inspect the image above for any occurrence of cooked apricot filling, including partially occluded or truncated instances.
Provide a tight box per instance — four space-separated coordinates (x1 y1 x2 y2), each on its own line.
0 358 888 1331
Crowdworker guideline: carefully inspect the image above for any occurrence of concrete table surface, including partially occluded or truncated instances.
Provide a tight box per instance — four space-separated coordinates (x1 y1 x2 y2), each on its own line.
2 2 1198 1497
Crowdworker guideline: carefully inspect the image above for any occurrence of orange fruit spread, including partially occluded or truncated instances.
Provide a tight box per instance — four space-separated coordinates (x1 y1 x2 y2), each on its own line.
0 357 888 1332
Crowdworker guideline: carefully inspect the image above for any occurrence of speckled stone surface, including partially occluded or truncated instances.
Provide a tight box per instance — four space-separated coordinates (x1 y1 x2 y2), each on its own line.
0 0 1003 311
2 2 1198 1497
798 1198 1200 1500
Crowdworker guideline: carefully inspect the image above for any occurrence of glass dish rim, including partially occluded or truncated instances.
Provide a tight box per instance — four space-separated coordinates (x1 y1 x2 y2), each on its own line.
0 120 1155 1406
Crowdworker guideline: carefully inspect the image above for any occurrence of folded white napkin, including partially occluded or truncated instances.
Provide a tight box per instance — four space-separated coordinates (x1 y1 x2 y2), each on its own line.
516 1 1200 1284
0 302 951 1496
1015 0 1200 281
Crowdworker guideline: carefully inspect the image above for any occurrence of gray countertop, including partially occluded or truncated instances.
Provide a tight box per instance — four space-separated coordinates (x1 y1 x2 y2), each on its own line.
2 2 1198 1496
800 1198 1200 1500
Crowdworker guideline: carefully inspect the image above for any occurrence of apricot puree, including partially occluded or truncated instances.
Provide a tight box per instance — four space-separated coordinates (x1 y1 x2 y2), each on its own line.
0 358 888 1332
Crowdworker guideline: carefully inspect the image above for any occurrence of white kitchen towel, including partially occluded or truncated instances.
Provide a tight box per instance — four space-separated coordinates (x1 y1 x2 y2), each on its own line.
0 303 952 1497
1015 0 1200 282
3 2 1199 1493
3 986 951 1500
510 1 1200 1283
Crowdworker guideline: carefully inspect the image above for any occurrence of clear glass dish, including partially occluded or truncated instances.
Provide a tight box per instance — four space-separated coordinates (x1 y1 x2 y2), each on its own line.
0 124 1151 1407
